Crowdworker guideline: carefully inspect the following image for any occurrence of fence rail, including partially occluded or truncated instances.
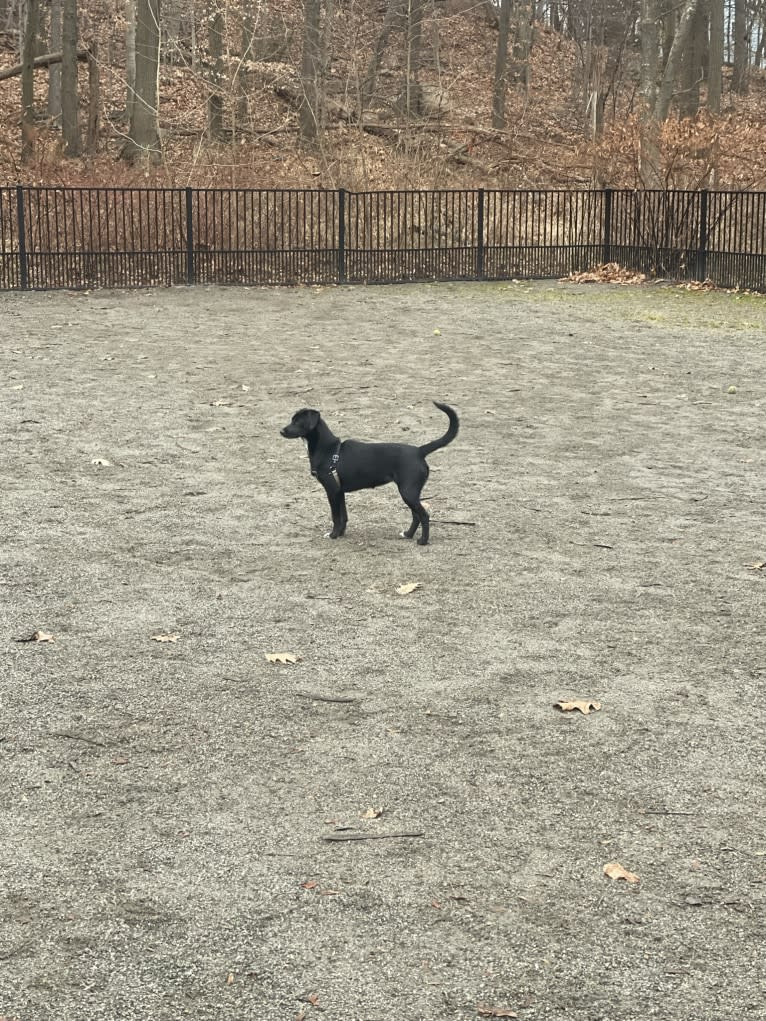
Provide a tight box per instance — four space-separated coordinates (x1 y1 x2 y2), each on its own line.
2 185 766 292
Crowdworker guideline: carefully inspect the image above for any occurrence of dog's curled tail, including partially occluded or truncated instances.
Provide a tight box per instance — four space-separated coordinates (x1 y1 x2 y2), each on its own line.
418 401 459 458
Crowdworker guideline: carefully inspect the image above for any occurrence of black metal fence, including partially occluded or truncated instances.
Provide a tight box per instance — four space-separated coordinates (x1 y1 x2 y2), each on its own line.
2 185 766 292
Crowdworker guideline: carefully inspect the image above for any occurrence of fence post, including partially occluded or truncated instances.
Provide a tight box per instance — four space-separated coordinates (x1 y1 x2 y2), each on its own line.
185 187 195 285
696 189 708 282
16 185 28 290
476 188 485 280
338 188 346 284
602 188 613 266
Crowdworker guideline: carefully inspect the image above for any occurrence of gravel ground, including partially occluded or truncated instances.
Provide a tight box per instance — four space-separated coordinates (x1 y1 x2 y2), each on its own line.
1 280 764 1021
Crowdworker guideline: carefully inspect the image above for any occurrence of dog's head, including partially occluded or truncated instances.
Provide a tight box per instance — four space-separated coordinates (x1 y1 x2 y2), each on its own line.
280 408 321 439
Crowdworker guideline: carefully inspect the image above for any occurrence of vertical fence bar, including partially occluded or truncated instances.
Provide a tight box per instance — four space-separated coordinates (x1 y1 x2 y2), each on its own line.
338 188 346 284
696 189 708 282
16 185 28 290
602 188 613 266
185 187 194 284
476 188 485 280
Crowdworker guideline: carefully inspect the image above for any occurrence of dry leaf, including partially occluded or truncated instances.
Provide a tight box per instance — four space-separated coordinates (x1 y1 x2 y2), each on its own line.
603 862 640 884
226 972 234 985
555 699 602 715
151 633 180 643
396 582 422 595
360 807 384 819
15 630 55 643
477 1006 518 1018
746 561 765 571
300 880 319 890
265 652 301 664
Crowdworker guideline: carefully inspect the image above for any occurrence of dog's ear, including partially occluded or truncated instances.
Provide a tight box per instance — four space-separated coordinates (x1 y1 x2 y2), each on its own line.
300 409 320 431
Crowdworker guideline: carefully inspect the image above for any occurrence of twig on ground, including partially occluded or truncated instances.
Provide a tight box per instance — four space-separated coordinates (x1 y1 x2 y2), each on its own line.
295 692 357 703
323 830 424 842
50 731 107 747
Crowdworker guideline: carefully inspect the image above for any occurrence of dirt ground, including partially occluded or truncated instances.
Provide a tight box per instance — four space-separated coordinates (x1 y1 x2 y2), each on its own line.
1 280 764 1021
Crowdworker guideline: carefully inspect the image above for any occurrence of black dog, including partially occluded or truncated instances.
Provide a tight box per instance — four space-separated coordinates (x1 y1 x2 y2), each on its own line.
280 402 459 545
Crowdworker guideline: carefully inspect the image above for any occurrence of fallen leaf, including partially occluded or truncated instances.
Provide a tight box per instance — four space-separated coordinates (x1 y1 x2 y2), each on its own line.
555 699 602 715
360 806 384 819
265 652 301 664
603 862 640 884
151 633 180 643
15 630 55 643
396 582 422 595
477 1006 518 1018
746 561 765 571
226 972 234 985
300 880 319 890
433 328 442 335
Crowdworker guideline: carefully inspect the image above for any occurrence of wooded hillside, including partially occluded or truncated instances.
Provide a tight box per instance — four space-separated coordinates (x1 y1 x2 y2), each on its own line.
2 1 766 191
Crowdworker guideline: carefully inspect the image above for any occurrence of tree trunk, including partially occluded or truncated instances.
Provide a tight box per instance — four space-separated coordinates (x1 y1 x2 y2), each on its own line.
492 0 511 129
510 0 534 92
123 0 161 163
654 0 701 122
361 0 402 112
207 0 224 140
299 0 322 142
732 0 748 94
21 0 39 164
404 0 425 118
86 41 99 152
47 0 62 121
639 0 661 186
126 0 136 121
236 6 255 130
61 0 80 156
678 0 705 117
707 0 723 113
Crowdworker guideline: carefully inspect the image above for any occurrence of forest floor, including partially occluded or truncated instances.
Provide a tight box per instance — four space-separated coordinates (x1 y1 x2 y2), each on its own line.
0 280 764 1020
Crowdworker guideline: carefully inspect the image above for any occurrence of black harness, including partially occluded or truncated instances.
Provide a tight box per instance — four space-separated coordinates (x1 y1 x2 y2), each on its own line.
311 444 342 490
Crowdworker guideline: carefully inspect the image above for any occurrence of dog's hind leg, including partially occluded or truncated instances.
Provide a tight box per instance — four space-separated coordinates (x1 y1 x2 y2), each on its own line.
398 485 430 546
400 508 420 540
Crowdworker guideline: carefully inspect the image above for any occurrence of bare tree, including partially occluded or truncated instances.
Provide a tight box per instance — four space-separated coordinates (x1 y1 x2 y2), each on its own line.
207 0 225 139
299 0 322 141
639 0 661 185
48 0 62 121
654 0 701 122
122 0 161 162
362 0 402 112
404 0 426 118
21 0 40 164
510 0 534 93
708 0 724 113
678 0 706 117
61 0 80 156
732 0 748 94
492 0 512 129
126 0 136 122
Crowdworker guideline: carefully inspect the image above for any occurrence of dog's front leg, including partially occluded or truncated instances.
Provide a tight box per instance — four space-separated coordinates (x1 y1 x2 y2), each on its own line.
321 481 347 539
